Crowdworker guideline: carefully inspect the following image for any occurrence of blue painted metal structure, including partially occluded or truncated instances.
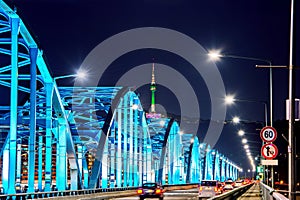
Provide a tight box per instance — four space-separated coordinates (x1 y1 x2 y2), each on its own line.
0 1 241 195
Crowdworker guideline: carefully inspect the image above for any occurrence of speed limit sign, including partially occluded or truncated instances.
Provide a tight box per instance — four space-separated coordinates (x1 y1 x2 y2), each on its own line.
260 126 277 143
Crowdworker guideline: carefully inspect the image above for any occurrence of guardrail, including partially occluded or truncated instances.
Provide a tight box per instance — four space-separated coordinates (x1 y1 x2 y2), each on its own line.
207 182 290 200
208 183 253 200
260 182 289 200
0 183 198 200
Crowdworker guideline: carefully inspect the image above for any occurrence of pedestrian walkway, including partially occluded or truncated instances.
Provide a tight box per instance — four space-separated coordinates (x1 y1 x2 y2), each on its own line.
237 183 262 200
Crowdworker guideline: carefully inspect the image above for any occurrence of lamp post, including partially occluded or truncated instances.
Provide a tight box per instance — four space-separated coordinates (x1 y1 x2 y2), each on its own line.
224 95 268 127
225 95 267 183
208 51 272 127
288 0 296 199
209 51 283 187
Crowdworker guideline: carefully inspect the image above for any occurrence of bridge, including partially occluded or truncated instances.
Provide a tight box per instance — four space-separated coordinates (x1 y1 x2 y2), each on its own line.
0 1 243 197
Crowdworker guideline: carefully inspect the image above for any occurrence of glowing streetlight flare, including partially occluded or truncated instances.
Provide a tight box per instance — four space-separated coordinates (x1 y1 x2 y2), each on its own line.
207 50 223 61
76 70 87 79
238 130 245 136
224 95 235 105
232 116 240 124
242 138 247 144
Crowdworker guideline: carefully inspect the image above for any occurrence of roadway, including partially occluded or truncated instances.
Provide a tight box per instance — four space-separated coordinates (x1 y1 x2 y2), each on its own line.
78 188 199 200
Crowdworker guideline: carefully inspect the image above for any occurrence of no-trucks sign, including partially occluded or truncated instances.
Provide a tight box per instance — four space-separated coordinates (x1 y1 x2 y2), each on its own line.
261 143 278 159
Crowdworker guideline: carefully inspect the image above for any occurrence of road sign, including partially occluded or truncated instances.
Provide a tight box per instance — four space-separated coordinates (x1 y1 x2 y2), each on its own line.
260 126 277 143
261 159 278 166
261 143 278 159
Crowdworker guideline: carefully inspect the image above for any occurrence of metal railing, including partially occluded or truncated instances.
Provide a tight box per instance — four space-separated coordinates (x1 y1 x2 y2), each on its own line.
208 183 253 200
260 182 289 200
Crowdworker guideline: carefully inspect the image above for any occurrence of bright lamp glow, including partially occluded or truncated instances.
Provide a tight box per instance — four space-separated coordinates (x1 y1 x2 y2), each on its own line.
238 130 245 136
232 116 240 124
224 95 235 105
242 138 248 144
76 70 87 79
207 50 222 61
244 144 249 149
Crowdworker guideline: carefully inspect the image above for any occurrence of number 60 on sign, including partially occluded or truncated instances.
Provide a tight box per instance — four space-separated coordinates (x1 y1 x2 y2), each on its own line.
260 126 277 143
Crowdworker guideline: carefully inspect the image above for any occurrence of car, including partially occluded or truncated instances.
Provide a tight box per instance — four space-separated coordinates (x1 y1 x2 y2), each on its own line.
223 180 234 191
234 180 244 187
137 182 164 200
198 180 221 199
216 181 224 194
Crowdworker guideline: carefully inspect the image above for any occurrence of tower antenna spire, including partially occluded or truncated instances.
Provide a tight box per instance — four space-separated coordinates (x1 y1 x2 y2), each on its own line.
150 59 156 113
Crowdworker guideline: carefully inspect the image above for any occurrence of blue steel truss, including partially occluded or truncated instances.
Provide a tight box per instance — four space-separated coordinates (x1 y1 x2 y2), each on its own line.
0 1 241 195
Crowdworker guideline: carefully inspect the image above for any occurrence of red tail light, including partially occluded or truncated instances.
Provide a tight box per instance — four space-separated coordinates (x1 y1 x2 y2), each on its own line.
155 189 162 194
137 189 143 194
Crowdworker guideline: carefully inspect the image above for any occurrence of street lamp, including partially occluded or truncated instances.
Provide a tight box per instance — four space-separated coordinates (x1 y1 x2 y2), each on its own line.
224 95 268 127
232 116 240 124
208 50 272 126
225 94 268 183
208 48 288 190
238 130 245 136
53 70 87 81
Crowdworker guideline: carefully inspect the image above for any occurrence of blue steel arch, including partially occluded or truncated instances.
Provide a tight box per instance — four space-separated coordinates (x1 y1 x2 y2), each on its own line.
0 1 242 195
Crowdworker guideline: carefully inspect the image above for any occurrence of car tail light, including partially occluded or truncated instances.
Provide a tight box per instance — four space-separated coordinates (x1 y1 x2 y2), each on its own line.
199 186 203 192
214 187 218 192
137 189 143 194
155 189 162 194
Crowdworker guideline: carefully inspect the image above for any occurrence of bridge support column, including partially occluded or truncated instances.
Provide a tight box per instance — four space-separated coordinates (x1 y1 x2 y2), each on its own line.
2 143 9 193
123 97 128 187
109 123 116 188
116 102 122 188
133 109 138 186
77 145 83 187
56 124 67 191
8 15 20 195
128 96 134 186
44 82 53 192
28 46 38 193
102 142 108 188
38 135 43 191
82 155 89 188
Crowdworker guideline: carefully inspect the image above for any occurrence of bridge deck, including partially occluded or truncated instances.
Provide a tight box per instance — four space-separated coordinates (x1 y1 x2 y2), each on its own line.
237 183 262 200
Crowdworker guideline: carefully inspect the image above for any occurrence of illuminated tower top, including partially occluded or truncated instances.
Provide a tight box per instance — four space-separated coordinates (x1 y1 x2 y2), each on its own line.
150 62 156 113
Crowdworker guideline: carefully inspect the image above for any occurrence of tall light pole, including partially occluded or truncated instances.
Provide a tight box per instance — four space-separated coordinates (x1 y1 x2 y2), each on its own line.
224 95 268 127
208 50 272 127
288 0 296 199
225 95 267 183
211 52 276 187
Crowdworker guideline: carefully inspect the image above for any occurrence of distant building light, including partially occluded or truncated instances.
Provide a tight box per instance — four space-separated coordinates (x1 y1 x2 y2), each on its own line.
146 113 162 119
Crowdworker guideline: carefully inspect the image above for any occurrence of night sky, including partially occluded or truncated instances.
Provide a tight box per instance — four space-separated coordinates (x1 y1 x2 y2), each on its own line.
3 0 300 175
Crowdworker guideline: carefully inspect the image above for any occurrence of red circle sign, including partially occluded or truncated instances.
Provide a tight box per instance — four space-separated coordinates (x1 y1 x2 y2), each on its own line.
260 126 277 143
261 143 278 159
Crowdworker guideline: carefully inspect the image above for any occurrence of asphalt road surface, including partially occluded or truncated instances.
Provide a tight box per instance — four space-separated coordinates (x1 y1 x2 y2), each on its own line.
112 188 199 200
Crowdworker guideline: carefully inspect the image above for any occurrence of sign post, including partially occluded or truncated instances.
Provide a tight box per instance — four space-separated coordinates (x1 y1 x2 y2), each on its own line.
260 126 278 186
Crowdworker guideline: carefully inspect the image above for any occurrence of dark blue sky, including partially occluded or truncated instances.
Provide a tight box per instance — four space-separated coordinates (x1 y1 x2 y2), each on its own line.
6 0 300 172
